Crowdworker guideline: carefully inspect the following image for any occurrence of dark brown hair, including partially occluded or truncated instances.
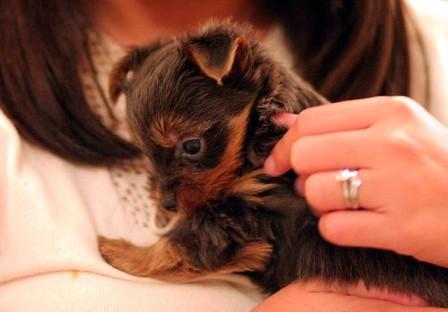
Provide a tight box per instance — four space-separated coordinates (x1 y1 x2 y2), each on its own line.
0 0 139 164
0 0 415 165
98 23 448 307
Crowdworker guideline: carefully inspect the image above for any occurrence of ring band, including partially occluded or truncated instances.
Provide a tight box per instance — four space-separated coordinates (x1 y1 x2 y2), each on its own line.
336 169 362 209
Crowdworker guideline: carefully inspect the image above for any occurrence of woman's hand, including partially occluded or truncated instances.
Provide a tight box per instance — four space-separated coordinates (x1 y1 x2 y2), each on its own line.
252 280 447 312
264 96 448 268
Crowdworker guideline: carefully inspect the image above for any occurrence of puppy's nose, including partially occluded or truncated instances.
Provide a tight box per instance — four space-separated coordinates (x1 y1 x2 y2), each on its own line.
161 194 177 211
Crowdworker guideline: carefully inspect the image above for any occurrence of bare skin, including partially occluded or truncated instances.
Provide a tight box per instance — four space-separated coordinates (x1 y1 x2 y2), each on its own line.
90 0 272 46
91 2 448 309
261 97 448 310
265 97 448 269
253 280 447 312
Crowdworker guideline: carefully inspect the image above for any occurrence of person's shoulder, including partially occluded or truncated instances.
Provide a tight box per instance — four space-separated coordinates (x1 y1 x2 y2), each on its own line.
0 107 20 140
0 107 21 200
407 0 448 36
406 0 448 125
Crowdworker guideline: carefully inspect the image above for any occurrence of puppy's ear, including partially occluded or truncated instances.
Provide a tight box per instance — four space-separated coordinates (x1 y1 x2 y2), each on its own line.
109 43 162 103
184 35 249 85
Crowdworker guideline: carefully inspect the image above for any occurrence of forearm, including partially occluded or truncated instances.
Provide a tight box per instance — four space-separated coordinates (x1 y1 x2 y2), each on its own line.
253 281 448 312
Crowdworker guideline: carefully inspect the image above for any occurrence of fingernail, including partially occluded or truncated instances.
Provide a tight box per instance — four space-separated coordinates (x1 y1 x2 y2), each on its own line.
273 113 298 128
273 112 288 121
264 156 277 176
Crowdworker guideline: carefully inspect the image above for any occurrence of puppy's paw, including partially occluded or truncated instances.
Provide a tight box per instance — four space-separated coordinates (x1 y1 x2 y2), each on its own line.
97 235 187 278
97 236 135 268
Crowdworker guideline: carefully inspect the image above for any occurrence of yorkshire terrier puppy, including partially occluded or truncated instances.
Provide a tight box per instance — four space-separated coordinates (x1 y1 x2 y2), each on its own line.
99 22 448 307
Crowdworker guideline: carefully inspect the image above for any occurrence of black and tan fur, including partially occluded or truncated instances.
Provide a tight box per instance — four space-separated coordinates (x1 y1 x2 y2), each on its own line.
99 22 448 307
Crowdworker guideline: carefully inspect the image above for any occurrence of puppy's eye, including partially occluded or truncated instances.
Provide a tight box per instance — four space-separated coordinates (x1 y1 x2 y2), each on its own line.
182 138 202 155
177 137 205 161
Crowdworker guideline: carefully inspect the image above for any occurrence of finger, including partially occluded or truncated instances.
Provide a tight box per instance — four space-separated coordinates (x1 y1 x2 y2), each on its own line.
265 97 392 176
289 96 393 136
303 169 382 214
318 210 389 250
290 130 378 174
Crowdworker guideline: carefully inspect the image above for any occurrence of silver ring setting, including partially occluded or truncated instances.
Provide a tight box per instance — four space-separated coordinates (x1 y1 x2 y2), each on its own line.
336 169 362 209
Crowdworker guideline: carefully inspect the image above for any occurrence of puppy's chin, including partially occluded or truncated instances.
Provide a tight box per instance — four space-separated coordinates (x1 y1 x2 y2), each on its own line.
148 206 181 236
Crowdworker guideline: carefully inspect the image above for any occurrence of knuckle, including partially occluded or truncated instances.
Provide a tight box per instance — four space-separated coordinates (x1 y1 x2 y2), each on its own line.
383 129 418 158
388 96 419 119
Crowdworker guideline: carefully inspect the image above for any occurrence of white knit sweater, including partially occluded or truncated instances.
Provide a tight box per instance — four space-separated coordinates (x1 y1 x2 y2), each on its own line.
0 1 447 311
